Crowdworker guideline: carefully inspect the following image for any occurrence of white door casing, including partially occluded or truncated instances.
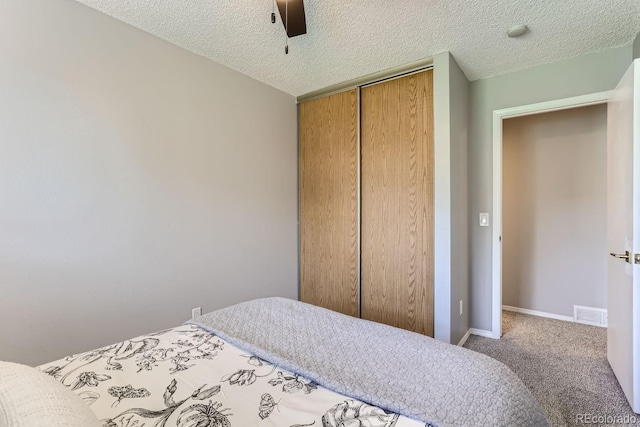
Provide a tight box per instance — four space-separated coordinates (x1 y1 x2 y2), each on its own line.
490 91 612 339
607 59 640 413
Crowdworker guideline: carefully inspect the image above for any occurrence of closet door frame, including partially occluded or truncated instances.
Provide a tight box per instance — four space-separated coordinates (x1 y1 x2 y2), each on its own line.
298 66 436 335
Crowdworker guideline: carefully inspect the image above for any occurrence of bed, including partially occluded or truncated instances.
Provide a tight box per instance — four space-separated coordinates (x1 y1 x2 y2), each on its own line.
2 298 548 426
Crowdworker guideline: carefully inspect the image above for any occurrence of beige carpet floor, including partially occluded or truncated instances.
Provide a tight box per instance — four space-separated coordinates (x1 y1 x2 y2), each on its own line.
463 311 637 427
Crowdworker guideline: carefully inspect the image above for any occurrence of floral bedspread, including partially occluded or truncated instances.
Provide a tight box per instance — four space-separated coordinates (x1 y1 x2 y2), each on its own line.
39 325 425 427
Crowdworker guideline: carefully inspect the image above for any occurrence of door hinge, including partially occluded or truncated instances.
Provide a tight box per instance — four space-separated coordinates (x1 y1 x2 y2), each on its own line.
635 253 640 265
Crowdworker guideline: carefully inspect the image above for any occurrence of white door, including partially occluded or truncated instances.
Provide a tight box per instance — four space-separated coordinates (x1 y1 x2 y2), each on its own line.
607 58 640 413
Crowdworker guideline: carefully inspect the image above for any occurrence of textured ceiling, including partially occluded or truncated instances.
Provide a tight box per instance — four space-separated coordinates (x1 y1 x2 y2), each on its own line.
73 0 640 96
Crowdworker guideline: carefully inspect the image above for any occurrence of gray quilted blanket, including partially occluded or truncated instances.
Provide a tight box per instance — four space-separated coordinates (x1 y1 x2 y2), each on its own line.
187 297 548 427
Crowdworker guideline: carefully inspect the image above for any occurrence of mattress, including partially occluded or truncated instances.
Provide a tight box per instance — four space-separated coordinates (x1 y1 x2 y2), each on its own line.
39 324 422 427
37 298 548 426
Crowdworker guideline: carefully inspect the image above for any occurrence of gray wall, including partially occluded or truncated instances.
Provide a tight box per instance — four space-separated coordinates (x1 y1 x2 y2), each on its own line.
0 0 298 365
433 52 470 344
469 45 633 331
634 33 640 59
448 56 470 344
502 105 607 317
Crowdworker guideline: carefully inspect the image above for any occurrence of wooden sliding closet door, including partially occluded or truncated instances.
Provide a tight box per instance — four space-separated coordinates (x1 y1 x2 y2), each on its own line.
299 90 359 317
360 70 434 336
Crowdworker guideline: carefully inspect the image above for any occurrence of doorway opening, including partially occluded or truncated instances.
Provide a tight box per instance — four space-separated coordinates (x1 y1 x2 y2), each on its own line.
491 92 612 338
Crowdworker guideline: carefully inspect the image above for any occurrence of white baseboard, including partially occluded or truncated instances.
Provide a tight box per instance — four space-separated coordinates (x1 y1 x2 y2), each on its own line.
502 305 573 322
457 329 471 346
469 328 495 339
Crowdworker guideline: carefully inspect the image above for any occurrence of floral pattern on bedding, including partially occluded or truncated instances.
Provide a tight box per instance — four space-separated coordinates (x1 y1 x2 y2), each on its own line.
39 326 425 427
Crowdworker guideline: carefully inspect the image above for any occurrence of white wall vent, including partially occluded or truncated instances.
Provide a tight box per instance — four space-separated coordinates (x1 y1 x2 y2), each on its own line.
573 305 607 327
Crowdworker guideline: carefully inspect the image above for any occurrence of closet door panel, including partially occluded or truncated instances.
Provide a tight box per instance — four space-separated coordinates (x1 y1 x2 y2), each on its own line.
299 90 359 316
360 70 434 336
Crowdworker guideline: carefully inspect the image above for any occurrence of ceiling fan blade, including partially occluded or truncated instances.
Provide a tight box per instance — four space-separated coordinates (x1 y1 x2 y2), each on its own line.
276 0 307 37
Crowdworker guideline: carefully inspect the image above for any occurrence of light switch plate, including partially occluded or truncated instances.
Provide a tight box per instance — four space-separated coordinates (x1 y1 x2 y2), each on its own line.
479 213 489 227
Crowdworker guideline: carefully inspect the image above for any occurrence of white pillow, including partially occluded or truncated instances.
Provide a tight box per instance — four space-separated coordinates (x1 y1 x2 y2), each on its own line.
0 361 102 427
